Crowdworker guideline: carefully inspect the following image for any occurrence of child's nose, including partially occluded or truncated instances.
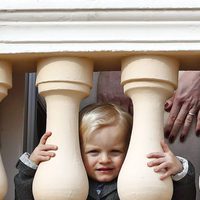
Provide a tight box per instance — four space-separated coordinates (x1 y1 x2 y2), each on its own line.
99 153 111 163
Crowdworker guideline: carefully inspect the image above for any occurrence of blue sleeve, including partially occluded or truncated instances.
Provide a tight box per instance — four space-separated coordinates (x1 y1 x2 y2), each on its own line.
171 160 196 200
14 160 36 200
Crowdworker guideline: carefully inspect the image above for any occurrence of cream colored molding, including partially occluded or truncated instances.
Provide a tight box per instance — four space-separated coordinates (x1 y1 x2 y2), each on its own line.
0 1 200 70
1 0 200 9
1 1 200 54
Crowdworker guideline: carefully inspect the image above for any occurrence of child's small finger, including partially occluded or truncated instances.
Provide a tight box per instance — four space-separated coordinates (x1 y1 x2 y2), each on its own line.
40 155 51 162
160 171 171 180
147 158 165 167
39 154 56 162
160 140 170 153
147 152 164 158
49 152 56 157
154 162 167 172
40 151 56 157
40 131 52 144
41 144 58 151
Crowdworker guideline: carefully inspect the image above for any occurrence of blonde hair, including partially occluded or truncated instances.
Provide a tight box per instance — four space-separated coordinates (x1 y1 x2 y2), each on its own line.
79 103 132 141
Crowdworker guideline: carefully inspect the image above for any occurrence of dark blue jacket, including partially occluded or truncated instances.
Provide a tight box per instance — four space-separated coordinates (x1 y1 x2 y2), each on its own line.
14 160 196 200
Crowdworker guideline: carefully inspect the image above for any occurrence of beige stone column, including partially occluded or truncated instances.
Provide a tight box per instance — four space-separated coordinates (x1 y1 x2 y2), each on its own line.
33 57 93 200
0 61 12 200
118 55 179 200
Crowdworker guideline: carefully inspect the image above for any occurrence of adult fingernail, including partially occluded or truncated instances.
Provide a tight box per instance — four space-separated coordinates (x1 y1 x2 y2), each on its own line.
164 102 169 108
196 130 200 137
165 131 170 138
180 135 185 142
169 136 175 143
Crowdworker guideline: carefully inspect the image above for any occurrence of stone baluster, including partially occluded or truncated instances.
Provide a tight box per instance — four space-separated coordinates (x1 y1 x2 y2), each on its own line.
33 57 93 200
118 55 179 200
0 61 12 200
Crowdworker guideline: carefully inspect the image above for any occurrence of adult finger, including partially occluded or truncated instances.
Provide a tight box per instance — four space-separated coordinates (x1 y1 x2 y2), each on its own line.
168 103 190 142
164 95 174 112
40 131 52 145
196 110 200 136
164 99 182 139
180 107 197 142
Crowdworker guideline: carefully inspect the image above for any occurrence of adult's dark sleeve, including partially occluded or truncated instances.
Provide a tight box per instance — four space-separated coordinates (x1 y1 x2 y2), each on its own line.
14 160 36 200
172 160 196 200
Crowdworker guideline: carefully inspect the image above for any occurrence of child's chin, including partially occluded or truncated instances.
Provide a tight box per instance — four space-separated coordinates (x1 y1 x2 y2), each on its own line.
96 176 114 182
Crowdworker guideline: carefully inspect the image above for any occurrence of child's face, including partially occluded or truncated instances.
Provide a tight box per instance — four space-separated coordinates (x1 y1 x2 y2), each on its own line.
81 124 128 182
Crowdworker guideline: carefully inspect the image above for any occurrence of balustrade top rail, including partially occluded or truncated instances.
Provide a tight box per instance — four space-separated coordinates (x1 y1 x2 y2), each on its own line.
0 0 200 70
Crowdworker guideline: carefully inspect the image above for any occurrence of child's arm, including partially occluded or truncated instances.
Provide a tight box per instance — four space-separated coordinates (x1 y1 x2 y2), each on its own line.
14 131 57 200
147 140 183 180
14 159 36 200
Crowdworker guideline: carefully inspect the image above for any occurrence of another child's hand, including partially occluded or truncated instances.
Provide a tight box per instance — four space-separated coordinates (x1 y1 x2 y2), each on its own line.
147 140 183 180
29 131 58 165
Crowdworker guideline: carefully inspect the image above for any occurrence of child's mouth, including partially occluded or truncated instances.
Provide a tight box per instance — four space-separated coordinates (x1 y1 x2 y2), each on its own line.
97 168 113 172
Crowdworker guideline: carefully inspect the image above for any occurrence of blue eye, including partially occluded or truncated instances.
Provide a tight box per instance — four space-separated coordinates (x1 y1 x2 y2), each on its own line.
87 150 99 156
111 150 122 156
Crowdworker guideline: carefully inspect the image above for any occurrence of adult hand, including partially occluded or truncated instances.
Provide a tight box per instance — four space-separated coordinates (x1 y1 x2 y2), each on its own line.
164 71 200 142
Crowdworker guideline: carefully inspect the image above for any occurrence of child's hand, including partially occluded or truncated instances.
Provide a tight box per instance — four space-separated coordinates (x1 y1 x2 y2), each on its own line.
147 140 183 180
29 131 58 165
